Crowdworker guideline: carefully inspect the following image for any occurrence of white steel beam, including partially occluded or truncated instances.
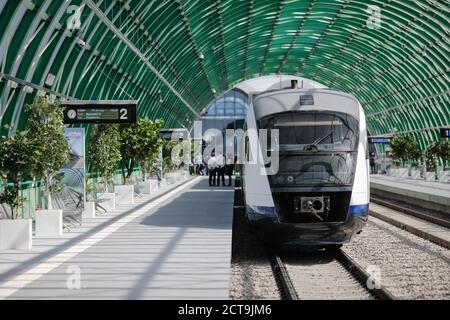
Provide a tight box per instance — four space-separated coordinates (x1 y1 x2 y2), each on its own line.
85 0 200 118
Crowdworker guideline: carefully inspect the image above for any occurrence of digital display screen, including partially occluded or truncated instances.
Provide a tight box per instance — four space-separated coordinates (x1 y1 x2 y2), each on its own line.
440 128 450 139
62 101 137 124
300 95 314 106
369 137 391 144
76 108 119 120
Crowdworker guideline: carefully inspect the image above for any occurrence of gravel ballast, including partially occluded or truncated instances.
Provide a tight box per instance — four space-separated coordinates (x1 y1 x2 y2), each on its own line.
229 207 280 300
229 191 449 300
343 216 450 299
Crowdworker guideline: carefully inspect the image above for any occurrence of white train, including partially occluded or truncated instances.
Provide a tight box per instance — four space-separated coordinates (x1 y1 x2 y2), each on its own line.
242 88 369 246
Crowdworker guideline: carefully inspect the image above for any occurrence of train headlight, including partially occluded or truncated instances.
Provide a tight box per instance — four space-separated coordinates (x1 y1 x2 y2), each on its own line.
287 176 294 183
277 176 285 184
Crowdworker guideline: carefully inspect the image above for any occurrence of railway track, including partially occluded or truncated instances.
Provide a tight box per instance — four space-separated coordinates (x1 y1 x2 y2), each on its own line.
371 196 450 229
269 246 396 300
369 198 450 249
233 186 448 300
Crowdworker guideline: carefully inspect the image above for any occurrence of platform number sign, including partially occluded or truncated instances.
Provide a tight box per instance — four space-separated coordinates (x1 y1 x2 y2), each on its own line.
440 128 450 139
120 108 128 120
368 137 391 144
62 101 137 124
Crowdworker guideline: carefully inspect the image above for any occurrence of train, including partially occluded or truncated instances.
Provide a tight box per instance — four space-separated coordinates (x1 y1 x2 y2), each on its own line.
241 87 369 247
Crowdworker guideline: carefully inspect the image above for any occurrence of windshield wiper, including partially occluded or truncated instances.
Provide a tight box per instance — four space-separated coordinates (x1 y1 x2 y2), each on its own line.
303 130 334 151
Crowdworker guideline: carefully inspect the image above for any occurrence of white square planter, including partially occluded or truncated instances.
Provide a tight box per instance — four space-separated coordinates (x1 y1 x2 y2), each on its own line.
82 201 96 219
397 168 408 178
114 185 134 205
137 181 151 194
408 169 421 180
97 193 115 211
438 171 449 183
425 172 437 182
150 180 159 193
35 210 63 237
387 168 398 177
138 180 159 194
0 219 32 250
166 174 176 184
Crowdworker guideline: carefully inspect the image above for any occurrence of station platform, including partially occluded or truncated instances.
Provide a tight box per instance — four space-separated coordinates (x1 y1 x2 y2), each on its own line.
370 174 450 214
0 177 234 300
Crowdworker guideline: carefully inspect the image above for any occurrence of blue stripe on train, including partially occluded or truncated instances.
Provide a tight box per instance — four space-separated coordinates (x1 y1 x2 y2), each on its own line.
348 204 369 216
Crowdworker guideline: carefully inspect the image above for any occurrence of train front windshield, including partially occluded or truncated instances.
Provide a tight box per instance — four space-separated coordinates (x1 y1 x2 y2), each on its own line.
259 112 359 186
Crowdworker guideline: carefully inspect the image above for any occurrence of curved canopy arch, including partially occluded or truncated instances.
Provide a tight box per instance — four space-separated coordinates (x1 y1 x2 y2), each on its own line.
0 0 448 148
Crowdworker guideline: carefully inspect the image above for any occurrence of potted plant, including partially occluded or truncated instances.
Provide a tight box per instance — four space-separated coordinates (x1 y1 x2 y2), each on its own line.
25 96 69 237
162 139 180 184
389 135 418 178
433 139 450 182
425 143 438 181
141 120 164 193
408 145 422 178
0 131 34 250
435 140 450 170
438 139 450 182
82 178 97 218
140 143 163 194
117 119 163 203
87 124 121 212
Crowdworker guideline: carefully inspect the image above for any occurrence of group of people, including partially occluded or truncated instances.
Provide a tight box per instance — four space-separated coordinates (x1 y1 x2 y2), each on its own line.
190 154 206 176
207 152 234 187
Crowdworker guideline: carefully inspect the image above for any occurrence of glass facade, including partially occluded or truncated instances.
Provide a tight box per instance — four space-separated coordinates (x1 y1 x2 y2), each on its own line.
200 89 248 135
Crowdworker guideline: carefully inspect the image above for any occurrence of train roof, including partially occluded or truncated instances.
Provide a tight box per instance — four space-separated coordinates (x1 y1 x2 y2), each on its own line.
251 89 361 120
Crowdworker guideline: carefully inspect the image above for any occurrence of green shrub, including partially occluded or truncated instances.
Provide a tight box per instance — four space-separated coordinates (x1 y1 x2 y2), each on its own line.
119 119 164 184
390 135 420 167
426 143 438 172
25 96 69 209
88 124 121 185
0 132 34 219
435 140 450 170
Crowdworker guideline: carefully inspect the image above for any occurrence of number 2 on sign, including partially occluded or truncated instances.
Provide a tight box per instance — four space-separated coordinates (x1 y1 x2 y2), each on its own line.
120 108 128 120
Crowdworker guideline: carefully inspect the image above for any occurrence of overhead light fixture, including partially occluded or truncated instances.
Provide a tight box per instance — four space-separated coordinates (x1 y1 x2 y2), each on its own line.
44 73 55 88
8 81 18 89
75 34 86 47
23 86 34 94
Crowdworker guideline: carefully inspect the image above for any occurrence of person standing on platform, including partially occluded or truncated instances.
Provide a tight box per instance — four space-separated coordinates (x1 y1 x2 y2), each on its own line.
225 153 234 186
369 152 376 174
215 151 225 186
189 156 195 175
208 153 217 186
194 154 203 175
